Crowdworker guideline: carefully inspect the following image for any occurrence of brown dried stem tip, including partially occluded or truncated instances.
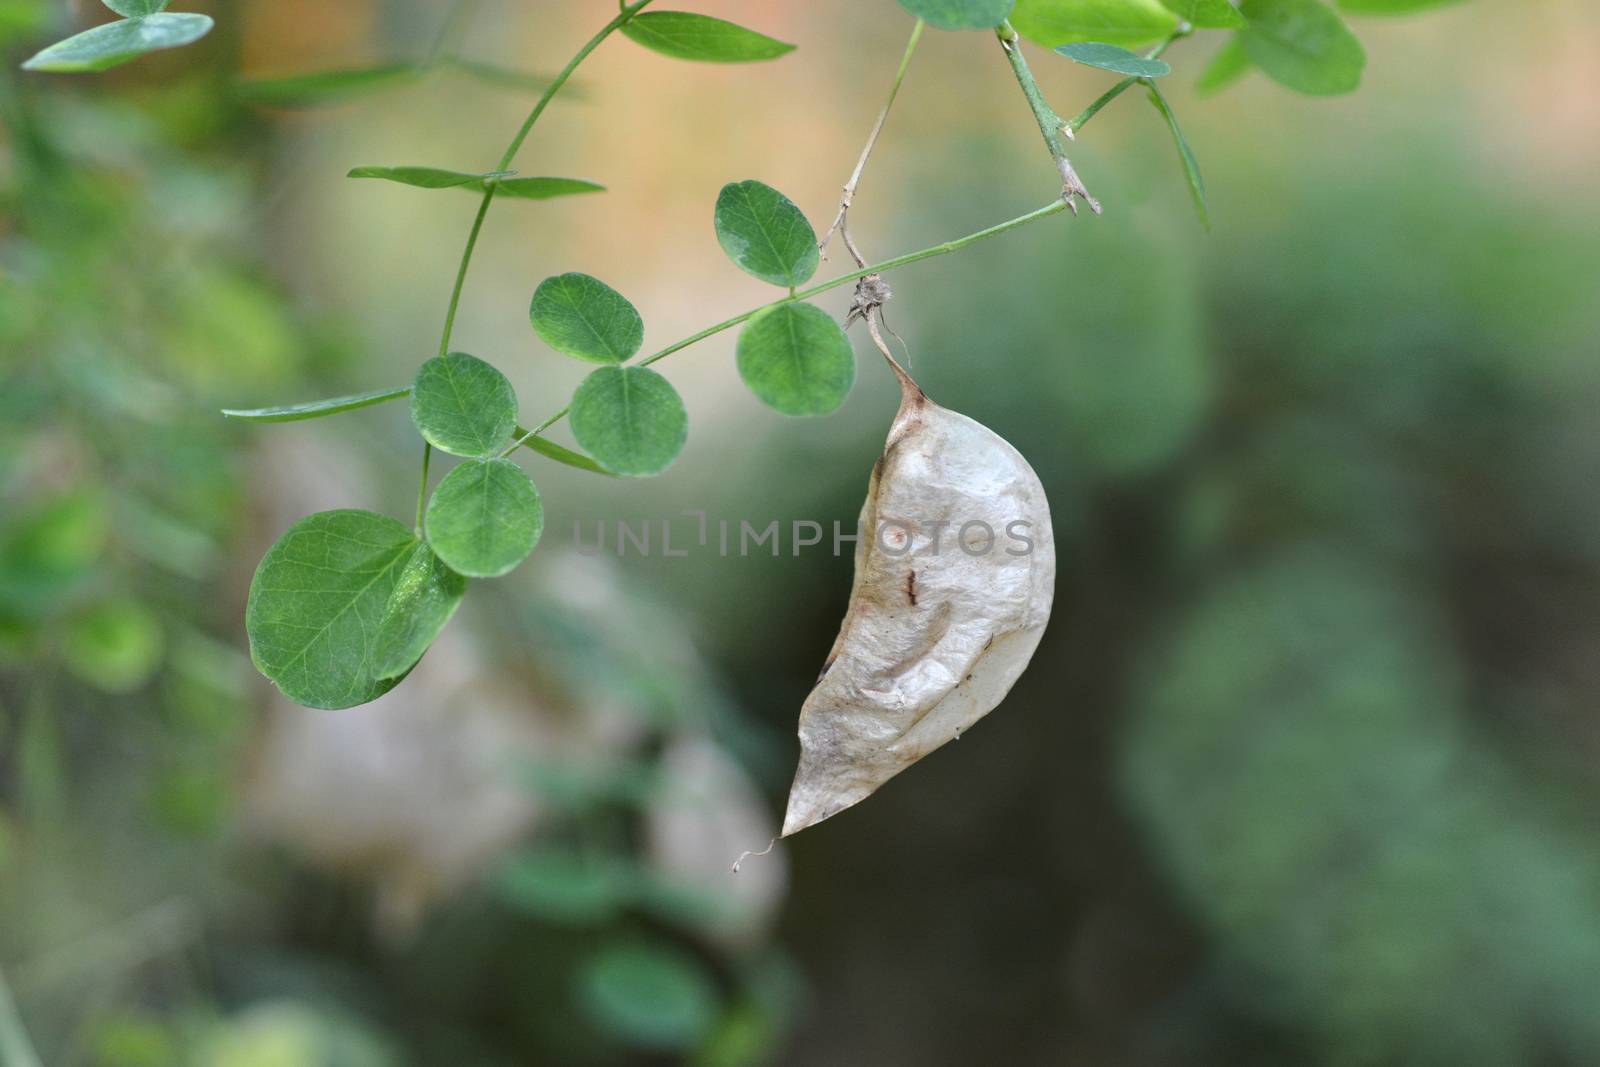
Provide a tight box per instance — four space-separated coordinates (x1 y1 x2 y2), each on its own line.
819 19 927 267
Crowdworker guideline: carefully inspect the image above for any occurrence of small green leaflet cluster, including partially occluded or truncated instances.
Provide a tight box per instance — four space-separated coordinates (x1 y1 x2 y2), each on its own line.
229 7 803 710
901 0 1461 95
532 275 689 478
232 174 850 710
243 354 542 709
21 0 211 72
898 0 1464 227
716 182 857 416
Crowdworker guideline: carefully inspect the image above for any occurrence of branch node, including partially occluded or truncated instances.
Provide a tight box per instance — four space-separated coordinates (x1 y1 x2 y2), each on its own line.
844 273 892 330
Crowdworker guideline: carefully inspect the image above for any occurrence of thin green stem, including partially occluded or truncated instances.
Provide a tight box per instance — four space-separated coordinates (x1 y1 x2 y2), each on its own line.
671 200 1069 356
1066 31 1187 133
495 0 655 173
415 442 432 533
420 0 654 487
498 407 571 458
995 20 1098 212
819 17 925 262
509 199 1072 450
437 184 496 357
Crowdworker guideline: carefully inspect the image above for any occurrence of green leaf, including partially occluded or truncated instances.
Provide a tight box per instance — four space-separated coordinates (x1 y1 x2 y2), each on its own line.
1337 0 1464 11
348 165 495 190
1196 34 1252 93
221 385 409 423
569 366 687 477
493 176 605 200
102 0 166 16
371 542 466 679
424 458 543 578
1160 0 1247 27
530 273 643 365
621 11 795 63
498 850 631 925
507 428 617 477
347 168 601 199
895 0 1015 30
1146 83 1209 229
236 64 421 107
1010 0 1180 46
736 302 855 417
714 180 819 288
577 942 720 1052
245 510 416 710
410 353 518 458
22 12 212 72
1055 41 1172 77
1239 0 1364 95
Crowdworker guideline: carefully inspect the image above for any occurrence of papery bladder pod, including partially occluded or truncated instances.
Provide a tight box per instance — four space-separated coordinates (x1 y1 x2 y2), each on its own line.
783 362 1056 836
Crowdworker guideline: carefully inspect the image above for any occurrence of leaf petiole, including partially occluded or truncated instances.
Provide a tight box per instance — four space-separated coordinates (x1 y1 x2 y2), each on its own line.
1066 30 1190 134
415 442 432 535
220 385 410 422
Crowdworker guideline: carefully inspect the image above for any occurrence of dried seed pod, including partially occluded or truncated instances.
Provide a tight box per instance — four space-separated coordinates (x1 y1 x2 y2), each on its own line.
783 366 1056 836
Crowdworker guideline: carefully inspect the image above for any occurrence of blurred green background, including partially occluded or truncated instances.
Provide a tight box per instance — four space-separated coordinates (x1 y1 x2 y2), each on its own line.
3 0 1599 1064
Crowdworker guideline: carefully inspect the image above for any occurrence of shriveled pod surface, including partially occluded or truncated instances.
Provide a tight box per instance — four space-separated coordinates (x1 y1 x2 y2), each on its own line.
783 366 1056 836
